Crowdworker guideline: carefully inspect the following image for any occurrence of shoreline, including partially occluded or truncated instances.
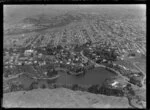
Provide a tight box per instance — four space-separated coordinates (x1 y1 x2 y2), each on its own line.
80 50 145 88
80 51 128 81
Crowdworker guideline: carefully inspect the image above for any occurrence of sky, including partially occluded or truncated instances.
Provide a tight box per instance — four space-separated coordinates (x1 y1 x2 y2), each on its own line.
4 4 146 24
4 4 146 15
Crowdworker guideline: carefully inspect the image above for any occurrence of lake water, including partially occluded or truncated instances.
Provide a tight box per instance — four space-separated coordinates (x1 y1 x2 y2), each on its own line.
56 67 116 86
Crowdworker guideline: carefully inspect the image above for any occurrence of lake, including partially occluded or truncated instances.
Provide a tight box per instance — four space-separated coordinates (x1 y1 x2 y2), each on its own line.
56 67 116 87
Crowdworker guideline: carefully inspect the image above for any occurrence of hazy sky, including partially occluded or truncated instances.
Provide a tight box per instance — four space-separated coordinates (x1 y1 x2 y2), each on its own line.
4 4 146 15
4 4 146 24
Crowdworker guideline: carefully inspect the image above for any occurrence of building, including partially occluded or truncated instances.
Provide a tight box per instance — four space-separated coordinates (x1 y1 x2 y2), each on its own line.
38 53 43 58
24 49 34 56
110 80 127 89
137 50 141 53
34 61 38 64
39 61 45 66
17 62 22 65
43 72 48 76
111 81 119 87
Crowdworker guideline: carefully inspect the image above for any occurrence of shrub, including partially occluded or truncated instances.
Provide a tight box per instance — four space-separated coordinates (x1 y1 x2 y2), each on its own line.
10 84 19 92
28 81 38 90
88 84 100 94
72 84 79 91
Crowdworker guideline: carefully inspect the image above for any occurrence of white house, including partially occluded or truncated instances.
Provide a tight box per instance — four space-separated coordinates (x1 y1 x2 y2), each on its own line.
111 81 119 87
137 50 141 53
66 62 71 65
102 59 107 62
17 62 22 65
34 61 37 64
43 72 48 76
24 49 34 56
38 53 43 58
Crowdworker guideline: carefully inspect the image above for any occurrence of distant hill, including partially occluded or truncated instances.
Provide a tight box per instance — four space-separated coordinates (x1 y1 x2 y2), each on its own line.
22 17 39 25
3 8 146 49
4 12 84 35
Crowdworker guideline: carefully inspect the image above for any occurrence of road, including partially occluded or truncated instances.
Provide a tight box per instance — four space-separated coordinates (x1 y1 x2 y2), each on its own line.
4 72 60 81
3 66 80 81
3 72 24 81
80 51 105 68
3 66 62 81
133 62 146 89
32 74 60 80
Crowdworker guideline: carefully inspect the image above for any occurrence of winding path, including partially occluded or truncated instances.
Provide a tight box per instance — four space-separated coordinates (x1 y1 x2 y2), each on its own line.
133 62 146 89
3 73 24 81
32 74 60 80
80 50 129 81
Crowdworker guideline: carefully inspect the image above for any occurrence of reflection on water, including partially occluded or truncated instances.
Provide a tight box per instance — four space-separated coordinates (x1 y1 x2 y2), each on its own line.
56 67 116 86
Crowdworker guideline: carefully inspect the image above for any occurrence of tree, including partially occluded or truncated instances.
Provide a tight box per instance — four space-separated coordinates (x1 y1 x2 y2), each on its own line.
47 68 58 77
74 44 80 52
28 81 38 90
72 84 79 91
10 84 18 92
41 84 46 89
125 84 135 97
129 75 142 87
18 84 24 91
88 84 100 94
57 45 63 50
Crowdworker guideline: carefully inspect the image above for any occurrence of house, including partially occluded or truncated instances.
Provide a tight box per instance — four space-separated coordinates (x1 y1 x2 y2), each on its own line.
66 62 71 65
5 62 9 64
92 53 96 56
17 62 22 65
137 50 141 53
24 49 34 56
80 63 84 67
122 66 128 70
107 48 111 52
68 59 72 62
10 65 13 68
55 60 59 63
29 58 33 61
38 61 46 66
38 53 43 58
71 63 75 65
19 57 28 61
27 62 32 65
111 81 119 87
89 47 92 50
102 59 107 62
12 53 17 56
75 57 80 61
5 66 8 68
5 51 9 54
34 61 38 64
120 57 124 60
43 72 48 76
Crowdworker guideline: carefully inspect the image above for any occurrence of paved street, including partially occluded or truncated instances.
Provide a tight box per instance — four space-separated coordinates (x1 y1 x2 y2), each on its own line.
133 62 146 89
